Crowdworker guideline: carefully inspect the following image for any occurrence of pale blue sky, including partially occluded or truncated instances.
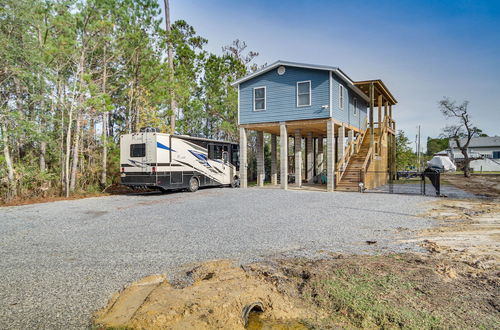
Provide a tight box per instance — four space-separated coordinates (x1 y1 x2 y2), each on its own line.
163 0 500 150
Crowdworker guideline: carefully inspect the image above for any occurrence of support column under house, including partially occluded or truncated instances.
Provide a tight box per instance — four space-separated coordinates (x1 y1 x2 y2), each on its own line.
294 129 302 187
256 131 264 187
279 122 288 189
326 120 336 192
317 135 324 174
271 134 278 185
239 127 247 188
306 132 314 183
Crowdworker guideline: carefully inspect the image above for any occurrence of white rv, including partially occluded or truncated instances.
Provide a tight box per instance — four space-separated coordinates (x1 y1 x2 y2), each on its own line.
120 129 240 192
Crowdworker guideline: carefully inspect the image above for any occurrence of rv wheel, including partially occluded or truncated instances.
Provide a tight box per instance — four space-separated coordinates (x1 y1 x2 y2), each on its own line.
188 177 199 192
231 176 240 188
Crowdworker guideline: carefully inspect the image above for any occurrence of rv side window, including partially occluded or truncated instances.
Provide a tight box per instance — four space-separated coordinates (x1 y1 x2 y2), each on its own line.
130 143 146 157
231 144 239 166
208 144 223 160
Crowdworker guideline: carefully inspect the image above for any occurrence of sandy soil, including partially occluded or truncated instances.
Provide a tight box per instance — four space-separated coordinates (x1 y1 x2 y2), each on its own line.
94 260 316 329
442 173 500 197
420 199 500 263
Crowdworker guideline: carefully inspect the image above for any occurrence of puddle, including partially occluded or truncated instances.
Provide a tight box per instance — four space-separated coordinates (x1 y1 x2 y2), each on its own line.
247 310 308 330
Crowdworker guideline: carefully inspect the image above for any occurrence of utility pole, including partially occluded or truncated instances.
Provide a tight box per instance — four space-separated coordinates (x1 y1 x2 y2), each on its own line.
416 125 421 171
164 0 176 134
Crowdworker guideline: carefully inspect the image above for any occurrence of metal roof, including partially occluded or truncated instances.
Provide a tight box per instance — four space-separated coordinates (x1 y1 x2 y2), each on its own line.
230 60 370 103
449 136 500 148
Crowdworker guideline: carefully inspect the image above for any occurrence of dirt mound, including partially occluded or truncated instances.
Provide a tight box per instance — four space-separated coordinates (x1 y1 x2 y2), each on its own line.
95 253 500 329
94 260 315 329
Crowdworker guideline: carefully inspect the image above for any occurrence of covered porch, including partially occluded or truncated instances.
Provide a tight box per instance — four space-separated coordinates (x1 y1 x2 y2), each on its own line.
238 118 362 191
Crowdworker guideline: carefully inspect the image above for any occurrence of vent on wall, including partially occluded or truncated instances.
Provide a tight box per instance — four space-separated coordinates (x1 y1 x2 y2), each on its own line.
277 66 286 75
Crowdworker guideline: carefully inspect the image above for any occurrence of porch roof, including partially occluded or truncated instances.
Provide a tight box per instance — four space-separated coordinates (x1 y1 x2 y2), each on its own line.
354 80 398 105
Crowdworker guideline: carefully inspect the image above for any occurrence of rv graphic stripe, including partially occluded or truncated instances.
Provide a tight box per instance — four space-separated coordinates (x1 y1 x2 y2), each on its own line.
157 142 175 152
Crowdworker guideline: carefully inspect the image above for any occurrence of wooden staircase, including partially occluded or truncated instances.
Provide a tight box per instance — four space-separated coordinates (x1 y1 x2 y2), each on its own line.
335 133 372 192
335 116 390 192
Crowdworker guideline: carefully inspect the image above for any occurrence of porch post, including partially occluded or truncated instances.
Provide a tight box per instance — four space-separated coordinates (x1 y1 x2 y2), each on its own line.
280 123 288 189
271 134 278 185
294 129 302 187
326 120 336 192
378 95 383 135
256 131 264 187
317 135 324 175
306 132 314 183
337 125 345 163
239 127 248 188
369 83 375 153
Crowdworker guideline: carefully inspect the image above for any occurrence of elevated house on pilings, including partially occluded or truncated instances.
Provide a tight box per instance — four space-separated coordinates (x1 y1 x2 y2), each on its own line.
232 61 397 192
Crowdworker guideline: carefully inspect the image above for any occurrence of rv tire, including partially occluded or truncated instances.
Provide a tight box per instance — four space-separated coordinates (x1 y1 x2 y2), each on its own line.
188 177 199 192
231 176 240 188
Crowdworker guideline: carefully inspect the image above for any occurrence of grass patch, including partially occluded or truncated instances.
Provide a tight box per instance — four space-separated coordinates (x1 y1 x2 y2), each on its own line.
309 269 441 329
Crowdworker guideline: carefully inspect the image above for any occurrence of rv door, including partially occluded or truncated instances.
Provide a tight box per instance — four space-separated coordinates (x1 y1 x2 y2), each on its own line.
130 134 147 172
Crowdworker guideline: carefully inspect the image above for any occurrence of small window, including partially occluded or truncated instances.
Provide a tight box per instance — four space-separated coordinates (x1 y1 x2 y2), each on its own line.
493 151 500 159
297 81 311 107
130 143 146 157
253 87 266 111
231 144 240 166
353 98 358 116
339 85 345 110
208 144 223 160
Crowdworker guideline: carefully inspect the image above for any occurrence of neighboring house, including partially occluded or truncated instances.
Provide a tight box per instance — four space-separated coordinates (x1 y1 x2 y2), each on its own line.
444 136 500 172
232 60 397 191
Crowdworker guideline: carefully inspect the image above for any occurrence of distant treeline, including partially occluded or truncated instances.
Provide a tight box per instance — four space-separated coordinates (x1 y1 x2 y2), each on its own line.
0 0 259 202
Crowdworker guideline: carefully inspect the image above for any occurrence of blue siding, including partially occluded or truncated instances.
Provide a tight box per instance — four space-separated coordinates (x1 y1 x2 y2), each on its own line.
331 72 367 130
239 66 330 124
238 65 368 130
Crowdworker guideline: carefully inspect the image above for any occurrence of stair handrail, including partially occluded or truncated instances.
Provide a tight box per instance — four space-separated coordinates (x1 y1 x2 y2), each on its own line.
355 117 369 154
336 137 355 184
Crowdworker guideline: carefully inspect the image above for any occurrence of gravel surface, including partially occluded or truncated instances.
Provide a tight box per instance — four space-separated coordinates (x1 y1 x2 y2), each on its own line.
0 188 437 329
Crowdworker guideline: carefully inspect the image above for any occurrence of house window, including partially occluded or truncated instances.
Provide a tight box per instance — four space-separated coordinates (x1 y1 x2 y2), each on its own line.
493 151 500 159
253 87 266 111
353 98 358 116
296 81 311 107
339 85 345 110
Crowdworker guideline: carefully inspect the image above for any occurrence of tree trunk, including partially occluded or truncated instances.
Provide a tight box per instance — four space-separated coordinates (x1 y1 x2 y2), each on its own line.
65 49 86 196
101 112 108 188
40 141 46 172
101 45 108 188
69 113 81 192
65 99 74 197
1 122 16 199
164 0 176 133
463 151 471 178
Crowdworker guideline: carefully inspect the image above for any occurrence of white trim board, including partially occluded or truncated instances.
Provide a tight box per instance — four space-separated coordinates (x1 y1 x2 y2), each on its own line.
253 86 266 111
296 80 312 107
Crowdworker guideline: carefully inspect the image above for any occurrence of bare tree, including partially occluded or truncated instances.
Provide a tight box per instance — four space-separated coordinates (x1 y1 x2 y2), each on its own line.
439 98 482 177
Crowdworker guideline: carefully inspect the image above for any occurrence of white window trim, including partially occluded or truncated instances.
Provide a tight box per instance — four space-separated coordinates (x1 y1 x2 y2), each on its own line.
353 97 358 116
339 84 345 110
253 86 266 111
296 80 312 107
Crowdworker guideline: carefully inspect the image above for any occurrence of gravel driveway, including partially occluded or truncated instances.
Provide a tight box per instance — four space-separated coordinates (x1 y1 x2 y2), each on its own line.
0 188 436 329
